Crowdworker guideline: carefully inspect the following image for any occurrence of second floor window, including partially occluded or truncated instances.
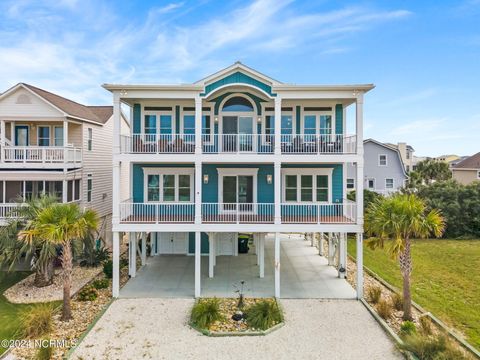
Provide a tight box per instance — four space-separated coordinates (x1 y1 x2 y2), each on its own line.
183 115 195 136
379 154 387 166
54 126 64 146
38 126 50 146
368 178 375 189
146 173 193 202
284 173 330 202
87 128 92 151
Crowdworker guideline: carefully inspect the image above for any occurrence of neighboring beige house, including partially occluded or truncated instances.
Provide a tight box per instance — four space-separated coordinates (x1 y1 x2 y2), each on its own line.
435 154 460 164
386 142 416 172
452 152 480 185
0 83 129 245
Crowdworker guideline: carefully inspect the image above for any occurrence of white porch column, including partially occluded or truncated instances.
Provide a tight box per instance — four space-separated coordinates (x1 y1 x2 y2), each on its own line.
195 231 201 297
259 233 265 278
274 96 282 155
355 92 364 228
213 233 216 266
112 91 121 226
274 162 281 224
356 93 364 156
356 232 364 299
10 121 15 145
63 120 69 146
62 179 67 203
129 232 136 277
194 96 202 154
356 162 364 226
338 233 347 279
319 232 324 256
112 231 120 297
209 233 214 278
195 162 202 224
274 232 280 298
141 232 147 266
0 120 5 162
327 232 334 266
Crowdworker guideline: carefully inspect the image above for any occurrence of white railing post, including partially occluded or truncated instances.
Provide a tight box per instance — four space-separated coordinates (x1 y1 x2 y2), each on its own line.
195 162 202 224
274 162 281 224
195 96 202 155
274 96 282 155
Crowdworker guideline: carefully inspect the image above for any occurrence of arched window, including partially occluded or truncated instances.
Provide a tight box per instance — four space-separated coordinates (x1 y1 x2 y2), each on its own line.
222 96 254 112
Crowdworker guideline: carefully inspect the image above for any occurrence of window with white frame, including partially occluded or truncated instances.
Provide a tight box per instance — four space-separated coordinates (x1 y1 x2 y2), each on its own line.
302 110 333 137
346 178 355 189
385 178 394 189
282 169 332 203
38 126 50 146
142 109 173 137
379 154 387 166
87 128 92 151
367 178 375 189
144 168 194 202
67 179 81 202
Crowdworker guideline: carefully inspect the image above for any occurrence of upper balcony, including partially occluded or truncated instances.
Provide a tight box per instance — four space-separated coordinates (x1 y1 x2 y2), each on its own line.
0 120 83 169
119 133 357 156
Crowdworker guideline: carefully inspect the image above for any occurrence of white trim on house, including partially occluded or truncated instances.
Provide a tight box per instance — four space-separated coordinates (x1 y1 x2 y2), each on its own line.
140 107 175 135
346 178 355 190
142 167 195 203
281 168 333 203
300 108 335 135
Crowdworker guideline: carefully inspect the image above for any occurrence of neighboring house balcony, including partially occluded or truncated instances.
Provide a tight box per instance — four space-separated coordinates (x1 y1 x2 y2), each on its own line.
118 200 357 226
0 120 83 169
119 133 357 156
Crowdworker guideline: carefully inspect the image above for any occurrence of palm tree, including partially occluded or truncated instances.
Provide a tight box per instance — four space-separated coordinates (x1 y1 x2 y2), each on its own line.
365 193 444 320
19 203 98 321
0 195 59 287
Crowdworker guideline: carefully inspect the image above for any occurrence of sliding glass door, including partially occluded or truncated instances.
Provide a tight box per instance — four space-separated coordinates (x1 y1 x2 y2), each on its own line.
222 175 253 212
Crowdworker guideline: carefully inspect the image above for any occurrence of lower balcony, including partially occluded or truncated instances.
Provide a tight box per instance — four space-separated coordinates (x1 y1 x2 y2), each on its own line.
119 201 356 225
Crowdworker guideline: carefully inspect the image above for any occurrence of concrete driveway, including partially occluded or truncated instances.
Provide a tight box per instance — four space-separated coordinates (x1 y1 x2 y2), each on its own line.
71 298 402 360
120 234 355 299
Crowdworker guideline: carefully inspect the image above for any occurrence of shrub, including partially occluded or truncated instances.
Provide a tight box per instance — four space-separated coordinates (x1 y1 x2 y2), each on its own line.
400 321 417 336
366 286 382 304
418 316 433 336
103 260 113 278
77 286 98 301
92 278 110 290
19 304 54 339
375 299 393 320
36 342 53 360
401 333 469 360
245 300 282 330
391 293 403 311
191 298 223 329
80 247 110 268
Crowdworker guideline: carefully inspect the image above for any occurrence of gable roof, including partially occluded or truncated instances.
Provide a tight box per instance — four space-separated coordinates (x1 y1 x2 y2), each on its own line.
453 152 480 169
1 83 112 124
364 138 408 177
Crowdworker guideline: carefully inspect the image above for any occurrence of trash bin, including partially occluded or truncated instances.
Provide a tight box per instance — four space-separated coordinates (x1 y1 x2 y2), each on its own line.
238 234 250 254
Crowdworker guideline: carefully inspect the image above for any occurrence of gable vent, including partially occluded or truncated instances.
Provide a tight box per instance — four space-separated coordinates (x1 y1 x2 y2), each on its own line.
16 94 32 104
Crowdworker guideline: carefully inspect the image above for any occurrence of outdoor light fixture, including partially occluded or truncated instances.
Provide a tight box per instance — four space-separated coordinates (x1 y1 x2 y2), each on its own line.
266 174 273 184
257 117 262 123
203 174 209 184
214 117 218 122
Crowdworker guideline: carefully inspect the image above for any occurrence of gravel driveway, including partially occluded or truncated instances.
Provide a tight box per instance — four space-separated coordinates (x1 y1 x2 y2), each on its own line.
72 298 402 360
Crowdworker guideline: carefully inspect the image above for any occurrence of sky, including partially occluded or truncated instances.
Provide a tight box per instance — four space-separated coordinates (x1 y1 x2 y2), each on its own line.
0 0 479 157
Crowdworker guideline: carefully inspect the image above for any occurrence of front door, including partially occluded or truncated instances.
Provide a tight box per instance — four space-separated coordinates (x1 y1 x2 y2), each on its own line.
222 175 254 212
222 116 237 152
15 126 29 146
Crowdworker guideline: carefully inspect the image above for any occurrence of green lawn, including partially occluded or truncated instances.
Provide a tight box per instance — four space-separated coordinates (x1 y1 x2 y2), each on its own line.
0 271 31 355
348 238 480 350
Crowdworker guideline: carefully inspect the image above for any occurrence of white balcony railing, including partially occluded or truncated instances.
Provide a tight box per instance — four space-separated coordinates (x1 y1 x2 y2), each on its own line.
202 203 274 223
202 134 274 154
119 202 195 223
3 146 82 165
280 202 356 224
0 203 21 221
280 134 356 154
119 201 357 225
120 134 195 154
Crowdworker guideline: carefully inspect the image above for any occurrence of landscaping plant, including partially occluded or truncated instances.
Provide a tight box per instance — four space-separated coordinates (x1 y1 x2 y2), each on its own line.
191 298 223 329
19 203 99 321
77 286 98 301
366 285 382 304
375 299 393 320
92 278 110 290
103 260 113 278
400 321 417 336
245 300 281 330
401 333 469 360
391 292 403 311
365 193 445 321
35 341 53 360
19 304 54 339
418 316 433 336
0 195 59 287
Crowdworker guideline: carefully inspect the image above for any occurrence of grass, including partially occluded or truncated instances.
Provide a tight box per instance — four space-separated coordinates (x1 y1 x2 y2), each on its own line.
0 271 60 356
0 271 31 355
348 238 480 350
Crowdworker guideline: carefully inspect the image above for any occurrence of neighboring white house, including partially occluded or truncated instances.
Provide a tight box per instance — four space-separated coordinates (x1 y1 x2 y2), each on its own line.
104 62 374 300
347 139 408 195
0 83 130 245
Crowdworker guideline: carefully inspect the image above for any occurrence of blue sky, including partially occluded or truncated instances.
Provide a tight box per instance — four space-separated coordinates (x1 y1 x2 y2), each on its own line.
1 0 479 156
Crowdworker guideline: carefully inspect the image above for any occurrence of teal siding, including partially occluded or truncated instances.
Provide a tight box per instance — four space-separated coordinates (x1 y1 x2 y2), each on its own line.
202 164 274 203
335 104 343 134
282 164 343 201
175 105 180 133
188 232 209 254
296 105 301 134
133 103 141 133
132 164 194 202
204 71 273 96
